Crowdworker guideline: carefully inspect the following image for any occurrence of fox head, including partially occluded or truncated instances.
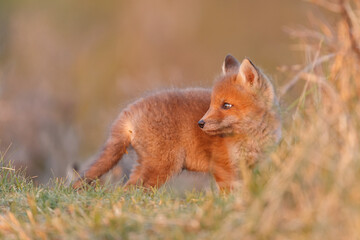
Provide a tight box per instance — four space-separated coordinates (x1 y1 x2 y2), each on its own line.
198 54 278 137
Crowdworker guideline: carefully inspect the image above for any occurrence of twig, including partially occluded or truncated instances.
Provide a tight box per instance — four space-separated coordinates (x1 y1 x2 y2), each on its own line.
339 0 360 61
279 53 336 97
305 0 342 12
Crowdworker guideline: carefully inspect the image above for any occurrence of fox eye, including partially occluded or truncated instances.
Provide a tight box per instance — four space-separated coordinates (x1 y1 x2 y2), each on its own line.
222 102 232 110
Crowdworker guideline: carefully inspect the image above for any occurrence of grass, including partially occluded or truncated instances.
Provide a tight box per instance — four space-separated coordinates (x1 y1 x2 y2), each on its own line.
0 161 240 239
1 1 360 239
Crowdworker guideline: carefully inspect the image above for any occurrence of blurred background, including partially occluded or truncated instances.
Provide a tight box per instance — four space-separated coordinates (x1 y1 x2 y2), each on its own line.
0 0 326 183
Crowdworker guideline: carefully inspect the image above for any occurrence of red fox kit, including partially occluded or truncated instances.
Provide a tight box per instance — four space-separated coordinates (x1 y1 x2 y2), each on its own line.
73 55 281 191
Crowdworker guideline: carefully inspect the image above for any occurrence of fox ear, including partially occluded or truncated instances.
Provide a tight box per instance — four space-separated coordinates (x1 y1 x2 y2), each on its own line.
237 58 259 87
222 54 240 74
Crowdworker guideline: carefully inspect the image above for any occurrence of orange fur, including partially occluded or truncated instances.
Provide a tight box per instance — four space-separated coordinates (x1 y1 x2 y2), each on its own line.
73 55 281 191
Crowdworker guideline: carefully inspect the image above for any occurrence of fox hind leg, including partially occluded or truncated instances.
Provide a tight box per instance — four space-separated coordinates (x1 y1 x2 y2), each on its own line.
124 154 183 189
124 164 143 188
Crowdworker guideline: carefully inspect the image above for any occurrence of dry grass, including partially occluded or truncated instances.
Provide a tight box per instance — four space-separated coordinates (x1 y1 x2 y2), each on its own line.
0 1 360 239
237 1 360 238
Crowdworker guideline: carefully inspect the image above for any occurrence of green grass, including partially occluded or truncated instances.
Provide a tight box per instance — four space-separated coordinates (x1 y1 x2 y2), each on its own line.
0 159 244 240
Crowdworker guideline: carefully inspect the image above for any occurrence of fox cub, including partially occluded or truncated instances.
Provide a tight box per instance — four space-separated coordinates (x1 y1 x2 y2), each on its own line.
73 55 281 191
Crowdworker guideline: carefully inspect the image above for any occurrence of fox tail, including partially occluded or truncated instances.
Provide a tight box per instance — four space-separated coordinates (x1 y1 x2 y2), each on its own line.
73 112 132 189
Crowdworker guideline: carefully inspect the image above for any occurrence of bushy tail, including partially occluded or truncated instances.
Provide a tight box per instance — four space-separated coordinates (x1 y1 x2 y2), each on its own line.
73 113 131 189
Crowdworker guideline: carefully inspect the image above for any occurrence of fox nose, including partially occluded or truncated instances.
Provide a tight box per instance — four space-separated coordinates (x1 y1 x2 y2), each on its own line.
198 120 205 128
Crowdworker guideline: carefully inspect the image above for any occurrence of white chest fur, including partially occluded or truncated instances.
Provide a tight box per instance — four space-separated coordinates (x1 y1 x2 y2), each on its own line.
227 139 261 168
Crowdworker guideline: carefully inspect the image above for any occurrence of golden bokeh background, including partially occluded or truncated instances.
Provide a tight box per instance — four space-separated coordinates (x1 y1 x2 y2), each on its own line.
0 0 324 182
